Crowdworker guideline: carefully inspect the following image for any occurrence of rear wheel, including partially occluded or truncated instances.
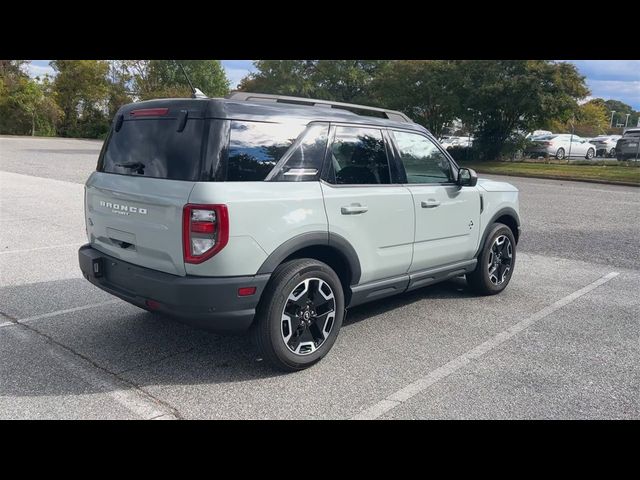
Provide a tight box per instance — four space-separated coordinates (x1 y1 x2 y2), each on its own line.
586 148 595 159
253 258 345 372
466 223 516 295
555 148 565 160
609 147 616 158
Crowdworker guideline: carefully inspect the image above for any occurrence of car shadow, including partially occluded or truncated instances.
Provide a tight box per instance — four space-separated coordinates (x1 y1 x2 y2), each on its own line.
1 275 480 398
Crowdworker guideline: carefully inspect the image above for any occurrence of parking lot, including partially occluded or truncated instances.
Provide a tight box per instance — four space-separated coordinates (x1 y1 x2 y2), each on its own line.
1 135 638 419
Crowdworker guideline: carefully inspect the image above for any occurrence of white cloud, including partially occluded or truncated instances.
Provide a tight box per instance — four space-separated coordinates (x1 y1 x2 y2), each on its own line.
27 63 55 78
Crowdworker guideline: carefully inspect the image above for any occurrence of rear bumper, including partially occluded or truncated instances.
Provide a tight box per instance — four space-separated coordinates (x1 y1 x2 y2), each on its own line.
78 244 270 333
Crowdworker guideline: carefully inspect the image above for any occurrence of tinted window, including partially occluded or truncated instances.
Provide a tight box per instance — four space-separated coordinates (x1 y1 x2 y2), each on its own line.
624 130 640 138
329 127 390 185
227 121 306 181
267 124 329 182
393 131 453 183
100 119 204 181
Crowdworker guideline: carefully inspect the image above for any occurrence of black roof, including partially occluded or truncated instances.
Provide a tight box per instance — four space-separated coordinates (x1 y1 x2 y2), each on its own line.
117 97 428 134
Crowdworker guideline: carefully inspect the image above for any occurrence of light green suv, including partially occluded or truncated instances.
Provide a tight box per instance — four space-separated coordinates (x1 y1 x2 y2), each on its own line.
79 92 521 371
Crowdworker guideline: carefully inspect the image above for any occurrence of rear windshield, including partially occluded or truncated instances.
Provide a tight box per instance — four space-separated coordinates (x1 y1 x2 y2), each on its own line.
624 130 640 138
98 118 205 181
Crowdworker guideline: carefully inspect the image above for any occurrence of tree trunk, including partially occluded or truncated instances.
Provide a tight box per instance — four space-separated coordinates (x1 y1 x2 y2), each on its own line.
32 112 35 136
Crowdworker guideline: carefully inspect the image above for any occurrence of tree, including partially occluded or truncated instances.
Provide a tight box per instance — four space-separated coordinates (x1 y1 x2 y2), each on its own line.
602 99 639 130
133 60 229 100
371 60 460 138
312 60 389 103
238 60 317 97
456 60 589 160
0 61 61 136
548 99 609 137
51 60 111 138
238 60 389 103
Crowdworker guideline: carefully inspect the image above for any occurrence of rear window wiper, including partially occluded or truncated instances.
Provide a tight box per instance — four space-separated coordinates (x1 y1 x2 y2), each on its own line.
116 162 146 170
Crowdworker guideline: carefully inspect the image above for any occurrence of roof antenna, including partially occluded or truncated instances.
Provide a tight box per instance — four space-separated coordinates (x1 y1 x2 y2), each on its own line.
175 61 207 99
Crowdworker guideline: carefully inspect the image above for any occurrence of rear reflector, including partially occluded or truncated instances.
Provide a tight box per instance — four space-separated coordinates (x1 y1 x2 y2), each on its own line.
130 108 169 117
145 299 161 310
190 222 215 234
238 287 256 297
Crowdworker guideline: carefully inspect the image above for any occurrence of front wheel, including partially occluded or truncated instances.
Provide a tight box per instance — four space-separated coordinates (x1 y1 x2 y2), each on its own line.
253 258 345 372
586 148 595 159
466 223 516 295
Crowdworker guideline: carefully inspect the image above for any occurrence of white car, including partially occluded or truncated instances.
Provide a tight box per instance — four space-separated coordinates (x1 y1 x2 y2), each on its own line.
78 92 521 371
526 134 596 159
589 135 622 158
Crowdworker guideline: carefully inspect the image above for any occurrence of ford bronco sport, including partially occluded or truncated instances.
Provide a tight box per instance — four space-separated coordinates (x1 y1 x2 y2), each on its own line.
78 92 521 371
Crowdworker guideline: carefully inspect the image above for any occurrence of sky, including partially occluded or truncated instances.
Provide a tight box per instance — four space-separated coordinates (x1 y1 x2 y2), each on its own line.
27 60 640 110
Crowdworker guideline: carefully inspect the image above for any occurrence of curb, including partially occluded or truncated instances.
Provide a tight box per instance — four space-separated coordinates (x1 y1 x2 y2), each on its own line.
473 170 640 187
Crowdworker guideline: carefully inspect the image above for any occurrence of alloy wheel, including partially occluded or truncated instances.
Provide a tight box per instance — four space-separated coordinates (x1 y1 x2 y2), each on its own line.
281 278 336 355
487 235 513 286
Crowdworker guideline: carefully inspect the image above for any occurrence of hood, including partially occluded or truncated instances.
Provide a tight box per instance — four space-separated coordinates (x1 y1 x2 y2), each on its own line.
477 178 519 192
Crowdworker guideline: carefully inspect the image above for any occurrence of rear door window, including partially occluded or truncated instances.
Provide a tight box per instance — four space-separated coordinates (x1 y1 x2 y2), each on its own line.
226 121 306 181
328 126 391 185
99 119 205 181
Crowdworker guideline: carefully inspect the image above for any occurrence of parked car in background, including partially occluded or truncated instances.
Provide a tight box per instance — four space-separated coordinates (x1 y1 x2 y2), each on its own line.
441 136 473 149
615 129 640 161
525 134 596 159
526 130 552 140
589 135 621 157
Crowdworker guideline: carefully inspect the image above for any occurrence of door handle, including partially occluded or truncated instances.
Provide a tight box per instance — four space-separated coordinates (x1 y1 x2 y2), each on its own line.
341 204 368 215
421 200 441 209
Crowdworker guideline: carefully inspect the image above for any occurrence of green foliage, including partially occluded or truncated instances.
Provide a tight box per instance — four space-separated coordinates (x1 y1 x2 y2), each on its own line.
0 61 61 135
371 60 461 138
0 60 230 139
456 60 589 160
51 60 111 137
548 99 610 137
134 60 229 100
239 61 317 97
238 60 388 103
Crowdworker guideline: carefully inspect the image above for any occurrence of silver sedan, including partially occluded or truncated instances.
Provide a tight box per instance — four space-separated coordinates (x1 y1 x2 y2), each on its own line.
526 134 596 159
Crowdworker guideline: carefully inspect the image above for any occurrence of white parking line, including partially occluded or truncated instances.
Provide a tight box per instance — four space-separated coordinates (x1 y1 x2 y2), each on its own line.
0 243 83 255
6 325 177 420
351 271 620 420
17 300 121 325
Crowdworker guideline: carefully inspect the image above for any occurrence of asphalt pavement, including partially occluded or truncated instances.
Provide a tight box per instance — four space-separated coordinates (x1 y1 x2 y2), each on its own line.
1 135 638 419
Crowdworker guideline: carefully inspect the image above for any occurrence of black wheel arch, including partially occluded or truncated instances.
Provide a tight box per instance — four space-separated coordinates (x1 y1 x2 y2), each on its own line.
475 207 521 257
257 232 362 290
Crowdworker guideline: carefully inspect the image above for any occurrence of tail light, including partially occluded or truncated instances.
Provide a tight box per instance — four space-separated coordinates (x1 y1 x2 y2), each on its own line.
541 141 553 146
183 204 229 264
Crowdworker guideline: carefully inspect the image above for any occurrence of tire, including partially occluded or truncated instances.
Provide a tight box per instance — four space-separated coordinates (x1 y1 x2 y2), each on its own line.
253 258 345 372
555 148 565 160
609 148 616 158
466 223 516 295
586 148 595 159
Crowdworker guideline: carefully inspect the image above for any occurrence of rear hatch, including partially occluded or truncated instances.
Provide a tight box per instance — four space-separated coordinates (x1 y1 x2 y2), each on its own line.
85 99 213 276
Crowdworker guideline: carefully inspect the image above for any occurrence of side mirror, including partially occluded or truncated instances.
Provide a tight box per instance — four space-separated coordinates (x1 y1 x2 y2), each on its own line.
458 167 478 187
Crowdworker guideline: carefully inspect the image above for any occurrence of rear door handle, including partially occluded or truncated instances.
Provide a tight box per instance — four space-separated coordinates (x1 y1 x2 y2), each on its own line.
421 200 441 209
341 204 368 215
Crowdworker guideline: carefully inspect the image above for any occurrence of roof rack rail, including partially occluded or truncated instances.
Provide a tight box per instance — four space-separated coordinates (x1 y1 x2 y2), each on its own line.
226 91 413 123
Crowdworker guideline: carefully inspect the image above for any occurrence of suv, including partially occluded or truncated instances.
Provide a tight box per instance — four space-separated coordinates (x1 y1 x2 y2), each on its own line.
78 92 521 371
615 129 640 161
